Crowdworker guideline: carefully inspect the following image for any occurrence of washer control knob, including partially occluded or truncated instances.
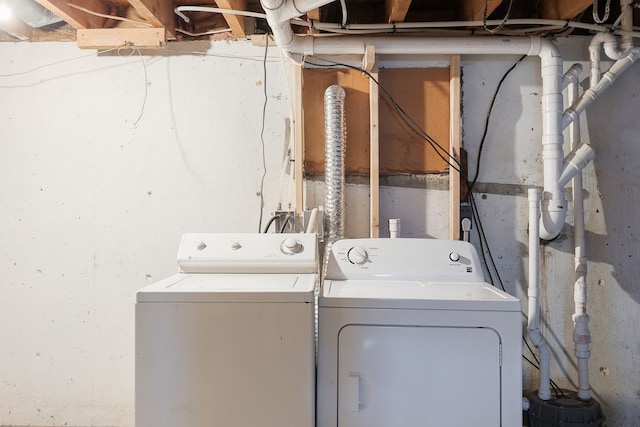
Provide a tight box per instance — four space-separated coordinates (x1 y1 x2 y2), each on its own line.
196 241 207 251
347 247 369 265
449 251 460 262
281 237 303 255
230 242 242 250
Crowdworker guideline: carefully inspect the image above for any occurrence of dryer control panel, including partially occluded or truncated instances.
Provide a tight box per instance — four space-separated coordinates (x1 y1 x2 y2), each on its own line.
325 238 484 282
178 233 318 274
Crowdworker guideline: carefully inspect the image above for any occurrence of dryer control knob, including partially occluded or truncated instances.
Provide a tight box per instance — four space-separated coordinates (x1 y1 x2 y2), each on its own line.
281 237 303 255
347 247 369 265
449 251 460 262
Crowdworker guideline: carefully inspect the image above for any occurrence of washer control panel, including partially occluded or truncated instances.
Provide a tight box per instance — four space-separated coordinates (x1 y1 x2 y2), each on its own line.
325 238 484 282
178 233 318 274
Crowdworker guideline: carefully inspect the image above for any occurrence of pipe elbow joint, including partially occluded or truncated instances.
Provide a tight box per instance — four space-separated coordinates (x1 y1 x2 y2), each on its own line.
539 200 566 240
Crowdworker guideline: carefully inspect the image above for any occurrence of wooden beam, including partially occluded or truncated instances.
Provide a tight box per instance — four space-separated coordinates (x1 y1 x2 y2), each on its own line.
540 0 593 20
215 0 247 38
76 27 165 49
34 0 108 29
385 0 412 23
449 55 462 240
127 0 175 38
459 0 503 21
294 64 305 214
369 66 380 238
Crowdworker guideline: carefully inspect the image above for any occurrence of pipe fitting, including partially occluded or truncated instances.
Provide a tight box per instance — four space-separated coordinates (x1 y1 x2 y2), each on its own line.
590 32 630 61
573 314 592 346
558 143 596 188
561 63 583 89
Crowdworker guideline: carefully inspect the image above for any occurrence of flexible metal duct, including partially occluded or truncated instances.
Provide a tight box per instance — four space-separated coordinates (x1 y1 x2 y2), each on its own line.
8 0 63 28
322 85 346 276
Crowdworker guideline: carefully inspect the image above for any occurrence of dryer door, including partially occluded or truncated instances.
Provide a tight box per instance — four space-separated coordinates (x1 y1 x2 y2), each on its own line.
338 325 501 427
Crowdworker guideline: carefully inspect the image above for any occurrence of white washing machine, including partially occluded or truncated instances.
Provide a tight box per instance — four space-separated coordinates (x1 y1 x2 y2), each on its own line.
317 238 522 427
136 233 317 427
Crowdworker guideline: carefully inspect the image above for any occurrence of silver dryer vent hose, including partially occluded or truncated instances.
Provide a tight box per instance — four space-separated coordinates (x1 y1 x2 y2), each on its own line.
322 85 347 278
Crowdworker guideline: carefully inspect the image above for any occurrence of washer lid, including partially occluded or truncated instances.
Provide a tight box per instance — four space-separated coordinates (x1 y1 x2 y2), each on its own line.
320 280 520 311
137 273 317 303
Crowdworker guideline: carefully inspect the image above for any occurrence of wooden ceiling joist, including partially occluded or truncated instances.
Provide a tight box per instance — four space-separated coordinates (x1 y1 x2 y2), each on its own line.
76 27 165 48
385 0 412 23
127 0 176 37
215 0 247 38
540 0 593 20
34 0 108 29
459 0 503 21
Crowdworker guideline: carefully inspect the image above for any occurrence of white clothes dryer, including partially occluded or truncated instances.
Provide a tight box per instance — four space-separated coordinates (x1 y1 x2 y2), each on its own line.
317 238 522 427
136 233 318 427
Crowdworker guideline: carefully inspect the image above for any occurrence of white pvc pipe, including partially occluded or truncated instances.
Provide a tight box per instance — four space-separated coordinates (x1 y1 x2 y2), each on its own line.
389 218 401 238
558 143 596 189
306 207 320 233
261 3 637 243
588 32 630 89
528 188 552 401
561 63 582 90
563 47 640 129
567 67 592 402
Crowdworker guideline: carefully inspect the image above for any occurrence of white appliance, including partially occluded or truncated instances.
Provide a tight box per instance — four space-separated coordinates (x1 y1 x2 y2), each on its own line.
136 233 318 427
317 238 522 427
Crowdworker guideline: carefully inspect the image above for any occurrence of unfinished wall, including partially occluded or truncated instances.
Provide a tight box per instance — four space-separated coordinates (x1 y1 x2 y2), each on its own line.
0 37 639 427
0 40 290 426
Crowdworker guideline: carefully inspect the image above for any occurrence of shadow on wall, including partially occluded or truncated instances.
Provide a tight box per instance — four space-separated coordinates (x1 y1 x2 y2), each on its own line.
584 72 640 306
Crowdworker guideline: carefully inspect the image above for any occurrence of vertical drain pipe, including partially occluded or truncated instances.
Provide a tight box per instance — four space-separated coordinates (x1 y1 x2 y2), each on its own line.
529 188 552 400
322 85 347 277
568 72 593 401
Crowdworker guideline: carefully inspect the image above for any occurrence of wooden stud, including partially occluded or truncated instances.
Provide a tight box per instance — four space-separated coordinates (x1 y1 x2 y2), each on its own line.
306 8 320 34
76 27 165 48
540 0 593 20
127 0 176 38
34 0 108 29
362 45 376 72
385 0 412 23
215 0 247 38
459 0 503 21
294 64 305 214
369 65 380 238
449 55 462 240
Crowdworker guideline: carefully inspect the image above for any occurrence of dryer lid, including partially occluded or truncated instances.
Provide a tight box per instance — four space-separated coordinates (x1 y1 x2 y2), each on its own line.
320 279 520 311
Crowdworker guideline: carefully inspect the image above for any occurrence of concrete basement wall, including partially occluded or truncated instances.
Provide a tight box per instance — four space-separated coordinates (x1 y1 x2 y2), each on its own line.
0 37 638 426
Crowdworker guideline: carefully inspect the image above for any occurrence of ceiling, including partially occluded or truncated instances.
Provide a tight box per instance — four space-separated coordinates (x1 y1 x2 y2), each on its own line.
0 0 637 48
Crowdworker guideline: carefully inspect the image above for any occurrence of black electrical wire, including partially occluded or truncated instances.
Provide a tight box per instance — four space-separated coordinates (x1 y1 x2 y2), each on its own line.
257 34 270 233
468 54 526 196
306 57 465 176
524 336 566 398
469 193 505 291
263 214 279 233
279 214 292 233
